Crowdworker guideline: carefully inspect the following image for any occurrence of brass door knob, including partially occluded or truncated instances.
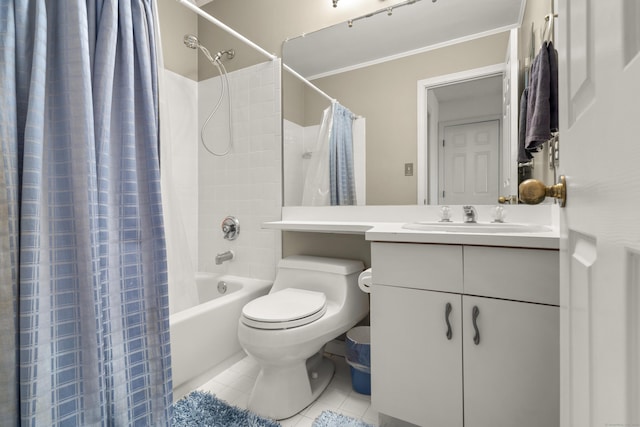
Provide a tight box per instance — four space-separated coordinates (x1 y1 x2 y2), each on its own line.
519 175 566 207
498 195 517 204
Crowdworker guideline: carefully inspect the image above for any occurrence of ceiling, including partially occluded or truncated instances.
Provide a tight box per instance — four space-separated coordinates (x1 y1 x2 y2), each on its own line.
283 0 526 79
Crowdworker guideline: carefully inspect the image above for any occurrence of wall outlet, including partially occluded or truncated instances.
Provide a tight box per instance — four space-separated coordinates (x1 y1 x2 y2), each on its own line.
404 163 414 176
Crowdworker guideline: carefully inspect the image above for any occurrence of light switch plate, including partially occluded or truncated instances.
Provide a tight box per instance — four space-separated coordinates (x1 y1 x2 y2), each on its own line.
404 163 413 176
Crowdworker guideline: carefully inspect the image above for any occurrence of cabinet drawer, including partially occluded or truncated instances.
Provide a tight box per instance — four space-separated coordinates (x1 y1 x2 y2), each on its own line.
463 246 559 305
372 243 463 293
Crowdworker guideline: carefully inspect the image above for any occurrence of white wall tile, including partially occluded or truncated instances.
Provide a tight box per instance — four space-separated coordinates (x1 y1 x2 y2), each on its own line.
198 60 282 279
163 75 199 245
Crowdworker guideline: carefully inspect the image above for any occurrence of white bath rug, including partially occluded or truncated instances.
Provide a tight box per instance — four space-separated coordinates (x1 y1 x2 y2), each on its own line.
313 410 374 427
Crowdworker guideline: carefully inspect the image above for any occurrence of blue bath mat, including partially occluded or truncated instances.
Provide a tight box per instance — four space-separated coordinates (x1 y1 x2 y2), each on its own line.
172 390 281 427
313 410 374 427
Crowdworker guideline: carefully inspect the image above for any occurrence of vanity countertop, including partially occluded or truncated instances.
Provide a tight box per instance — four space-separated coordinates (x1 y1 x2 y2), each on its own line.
263 207 560 249
263 221 560 249
263 205 560 249
363 222 559 249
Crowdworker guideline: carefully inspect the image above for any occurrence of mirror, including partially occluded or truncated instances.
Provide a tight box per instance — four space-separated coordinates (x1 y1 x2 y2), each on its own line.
282 0 553 206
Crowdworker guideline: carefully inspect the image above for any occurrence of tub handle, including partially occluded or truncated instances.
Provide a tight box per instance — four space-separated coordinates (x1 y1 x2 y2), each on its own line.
222 216 240 240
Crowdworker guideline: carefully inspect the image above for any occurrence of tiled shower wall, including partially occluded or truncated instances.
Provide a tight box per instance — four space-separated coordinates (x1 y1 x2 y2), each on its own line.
198 60 282 280
283 119 320 206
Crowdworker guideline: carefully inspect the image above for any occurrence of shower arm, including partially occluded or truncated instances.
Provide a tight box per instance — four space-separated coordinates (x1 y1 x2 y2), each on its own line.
175 0 276 62
176 0 338 108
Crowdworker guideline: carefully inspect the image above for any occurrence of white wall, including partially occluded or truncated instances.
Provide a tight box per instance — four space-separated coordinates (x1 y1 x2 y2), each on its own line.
438 92 503 123
162 70 199 314
198 60 282 279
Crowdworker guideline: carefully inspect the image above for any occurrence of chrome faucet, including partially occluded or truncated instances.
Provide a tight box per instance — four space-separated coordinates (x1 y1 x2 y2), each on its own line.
215 250 234 265
462 205 478 223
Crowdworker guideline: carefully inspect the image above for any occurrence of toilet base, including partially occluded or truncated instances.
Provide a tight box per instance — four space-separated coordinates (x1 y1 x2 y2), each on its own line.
247 352 335 420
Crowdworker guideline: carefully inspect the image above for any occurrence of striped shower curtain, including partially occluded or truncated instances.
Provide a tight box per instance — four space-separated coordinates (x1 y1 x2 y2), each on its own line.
329 103 356 205
0 1 172 425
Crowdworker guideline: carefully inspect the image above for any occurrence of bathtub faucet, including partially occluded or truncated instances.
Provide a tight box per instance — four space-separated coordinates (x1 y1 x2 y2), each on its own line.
215 250 234 265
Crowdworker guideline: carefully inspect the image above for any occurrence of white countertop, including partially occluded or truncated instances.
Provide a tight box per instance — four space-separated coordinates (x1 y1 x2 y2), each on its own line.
262 205 560 249
262 220 559 249
365 222 559 249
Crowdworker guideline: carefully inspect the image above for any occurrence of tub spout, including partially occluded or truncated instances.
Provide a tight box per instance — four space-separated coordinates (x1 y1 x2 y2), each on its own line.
215 250 234 265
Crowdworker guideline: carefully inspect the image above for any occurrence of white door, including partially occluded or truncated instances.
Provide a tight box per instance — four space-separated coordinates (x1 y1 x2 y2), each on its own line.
440 120 500 205
558 1 640 426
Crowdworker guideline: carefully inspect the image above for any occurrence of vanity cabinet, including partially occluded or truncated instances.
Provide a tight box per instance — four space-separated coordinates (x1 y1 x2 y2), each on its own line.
370 242 559 427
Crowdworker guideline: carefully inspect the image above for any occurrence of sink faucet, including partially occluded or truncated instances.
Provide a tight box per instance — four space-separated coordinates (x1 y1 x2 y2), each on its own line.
215 250 234 265
462 205 477 223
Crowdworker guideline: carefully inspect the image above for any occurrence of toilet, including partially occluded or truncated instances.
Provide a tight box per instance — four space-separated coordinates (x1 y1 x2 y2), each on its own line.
237 255 369 420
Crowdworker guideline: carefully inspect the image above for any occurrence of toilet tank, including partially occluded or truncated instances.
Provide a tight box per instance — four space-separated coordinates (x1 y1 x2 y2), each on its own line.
272 256 364 304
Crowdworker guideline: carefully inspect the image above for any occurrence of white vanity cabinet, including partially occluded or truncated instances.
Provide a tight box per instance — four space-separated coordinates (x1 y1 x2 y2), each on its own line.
370 242 559 427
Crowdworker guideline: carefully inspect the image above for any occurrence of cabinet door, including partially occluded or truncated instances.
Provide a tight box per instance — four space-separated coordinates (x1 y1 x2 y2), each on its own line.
371 285 463 427
463 296 559 427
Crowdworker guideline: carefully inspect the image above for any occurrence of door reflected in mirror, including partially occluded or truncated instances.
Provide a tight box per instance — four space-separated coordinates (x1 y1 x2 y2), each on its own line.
427 75 504 205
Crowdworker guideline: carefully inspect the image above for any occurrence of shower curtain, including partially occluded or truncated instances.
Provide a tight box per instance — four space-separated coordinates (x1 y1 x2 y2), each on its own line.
329 103 356 205
302 106 333 205
0 1 173 425
302 102 356 206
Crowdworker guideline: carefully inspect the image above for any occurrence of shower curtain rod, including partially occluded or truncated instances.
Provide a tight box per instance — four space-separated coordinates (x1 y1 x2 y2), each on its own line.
175 0 336 105
282 63 336 103
175 0 277 61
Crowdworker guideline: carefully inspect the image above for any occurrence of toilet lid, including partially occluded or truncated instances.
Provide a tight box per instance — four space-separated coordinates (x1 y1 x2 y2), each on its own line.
241 288 327 330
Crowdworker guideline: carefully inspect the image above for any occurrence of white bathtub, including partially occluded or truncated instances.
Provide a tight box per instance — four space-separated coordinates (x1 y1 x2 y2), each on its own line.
170 273 272 399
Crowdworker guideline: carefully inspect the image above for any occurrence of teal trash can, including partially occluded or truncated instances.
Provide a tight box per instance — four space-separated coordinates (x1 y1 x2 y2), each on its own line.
345 326 371 395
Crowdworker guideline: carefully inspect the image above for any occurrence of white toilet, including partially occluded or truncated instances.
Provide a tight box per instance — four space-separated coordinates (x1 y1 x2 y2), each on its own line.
237 255 369 420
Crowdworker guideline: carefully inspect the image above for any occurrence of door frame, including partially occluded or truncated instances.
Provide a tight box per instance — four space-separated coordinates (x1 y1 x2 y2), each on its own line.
417 63 505 205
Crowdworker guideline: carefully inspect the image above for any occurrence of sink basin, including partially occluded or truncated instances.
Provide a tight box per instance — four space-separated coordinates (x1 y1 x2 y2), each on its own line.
402 221 552 234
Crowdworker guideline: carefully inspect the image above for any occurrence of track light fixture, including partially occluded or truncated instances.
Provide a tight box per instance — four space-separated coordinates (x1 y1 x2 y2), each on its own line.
343 0 426 28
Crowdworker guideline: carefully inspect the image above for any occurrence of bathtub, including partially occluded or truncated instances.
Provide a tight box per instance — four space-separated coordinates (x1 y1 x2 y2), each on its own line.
170 273 272 400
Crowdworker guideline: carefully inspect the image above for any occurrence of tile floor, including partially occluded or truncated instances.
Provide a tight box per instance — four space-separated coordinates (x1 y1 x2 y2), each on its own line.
197 353 379 426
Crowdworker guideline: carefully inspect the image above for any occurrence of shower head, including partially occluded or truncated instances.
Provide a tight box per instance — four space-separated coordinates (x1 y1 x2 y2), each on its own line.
183 33 215 63
183 34 200 50
183 34 234 64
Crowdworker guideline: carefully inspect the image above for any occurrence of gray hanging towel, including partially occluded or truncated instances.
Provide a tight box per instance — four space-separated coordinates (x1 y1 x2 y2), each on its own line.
518 87 533 163
525 41 558 151
547 41 559 132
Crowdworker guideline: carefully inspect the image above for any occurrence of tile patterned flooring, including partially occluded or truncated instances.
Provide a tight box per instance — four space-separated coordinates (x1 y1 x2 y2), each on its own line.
197 353 379 426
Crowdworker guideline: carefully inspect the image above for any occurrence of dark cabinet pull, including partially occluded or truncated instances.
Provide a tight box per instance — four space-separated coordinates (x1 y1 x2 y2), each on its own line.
472 305 480 345
445 302 453 340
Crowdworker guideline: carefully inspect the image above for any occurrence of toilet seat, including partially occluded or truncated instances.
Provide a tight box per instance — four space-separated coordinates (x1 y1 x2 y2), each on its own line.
241 288 327 330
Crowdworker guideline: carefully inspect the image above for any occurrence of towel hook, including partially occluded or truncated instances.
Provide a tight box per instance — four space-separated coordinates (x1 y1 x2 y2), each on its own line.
541 13 557 47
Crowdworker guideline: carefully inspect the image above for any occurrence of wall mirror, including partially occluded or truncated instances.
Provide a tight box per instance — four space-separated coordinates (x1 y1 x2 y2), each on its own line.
281 0 554 206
